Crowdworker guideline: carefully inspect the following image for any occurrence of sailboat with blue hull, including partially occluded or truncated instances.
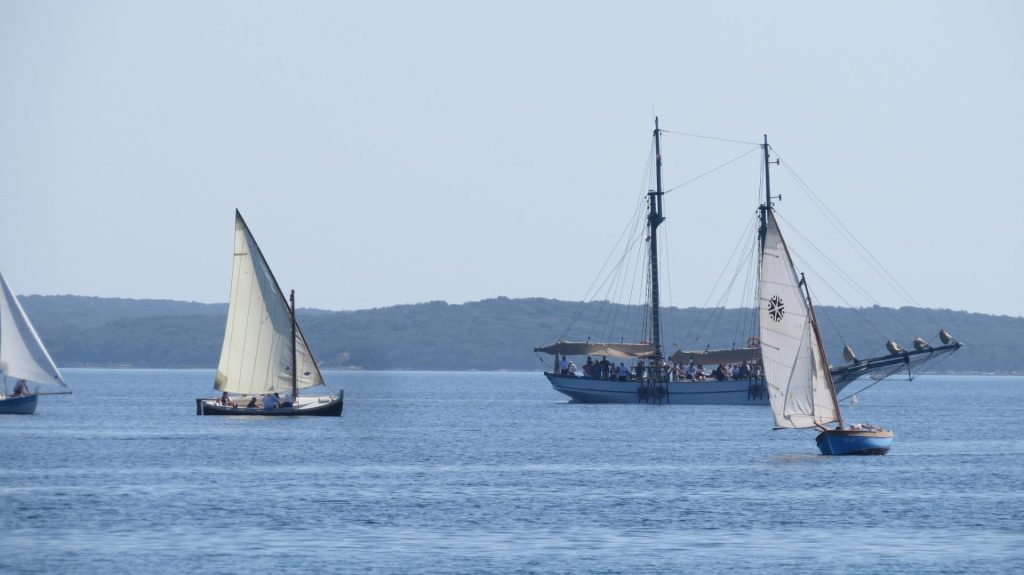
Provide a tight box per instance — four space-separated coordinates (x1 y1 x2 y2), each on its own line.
0 272 71 414
756 138 891 456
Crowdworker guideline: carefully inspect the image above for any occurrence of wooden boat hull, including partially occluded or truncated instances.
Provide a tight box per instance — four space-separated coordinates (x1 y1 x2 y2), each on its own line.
0 394 38 415
195 393 343 417
816 428 893 455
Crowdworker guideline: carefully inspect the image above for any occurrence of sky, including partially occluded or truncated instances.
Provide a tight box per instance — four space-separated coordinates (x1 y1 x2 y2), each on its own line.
1 1 1021 317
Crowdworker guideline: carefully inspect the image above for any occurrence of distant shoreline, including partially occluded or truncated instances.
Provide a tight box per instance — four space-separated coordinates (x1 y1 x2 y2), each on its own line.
21 294 1021 374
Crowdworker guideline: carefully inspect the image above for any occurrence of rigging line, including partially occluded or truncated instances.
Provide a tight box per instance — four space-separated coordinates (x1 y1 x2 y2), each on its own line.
803 282 848 349
713 229 754 309
687 213 759 347
708 245 747 345
619 138 664 342
777 211 914 337
712 225 757 338
777 212 882 306
564 164 651 338
734 240 758 345
908 346 958 381
599 222 646 341
835 346 954 402
664 147 760 194
606 229 642 341
574 141 652 307
741 239 757 333
599 175 652 342
777 159 941 328
790 248 892 351
628 219 648 341
660 130 760 146
816 299 848 349
775 211 892 310
836 377 889 403
661 214 674 342
611 182 654 339
693 212 760 314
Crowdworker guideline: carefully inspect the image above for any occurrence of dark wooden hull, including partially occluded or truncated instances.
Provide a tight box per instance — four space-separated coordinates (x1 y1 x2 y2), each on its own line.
195 395 343 417
0 394 38 415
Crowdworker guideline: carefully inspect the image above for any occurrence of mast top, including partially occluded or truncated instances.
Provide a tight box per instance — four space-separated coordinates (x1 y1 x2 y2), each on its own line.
758 135 778 250
763 135 773 212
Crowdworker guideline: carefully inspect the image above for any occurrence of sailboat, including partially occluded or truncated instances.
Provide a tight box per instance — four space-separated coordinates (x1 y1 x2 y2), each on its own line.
534 121 960 405
0 272 70 414
758 154 892 455
195 210 343 416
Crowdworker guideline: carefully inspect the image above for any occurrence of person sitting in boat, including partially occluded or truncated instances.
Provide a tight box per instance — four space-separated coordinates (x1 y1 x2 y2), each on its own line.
583 357 594 378
713 364 729 381
568 361 577 376
220 391 235 407
280 393 294 408
245 396 258 408
263 393 279 410
684 361 697 380
695 364 707 381
618 362 629 382
12 379 29 396
737 361 752 379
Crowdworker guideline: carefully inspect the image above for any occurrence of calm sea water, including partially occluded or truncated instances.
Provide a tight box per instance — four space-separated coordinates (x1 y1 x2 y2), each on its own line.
1 370 1021 574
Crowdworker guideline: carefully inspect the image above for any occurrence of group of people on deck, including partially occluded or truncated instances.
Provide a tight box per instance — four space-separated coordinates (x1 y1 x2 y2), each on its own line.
557 355 759 383
220 391 295 410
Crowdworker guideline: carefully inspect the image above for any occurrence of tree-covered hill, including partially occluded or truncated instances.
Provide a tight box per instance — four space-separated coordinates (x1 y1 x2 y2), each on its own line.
17 295 1024 373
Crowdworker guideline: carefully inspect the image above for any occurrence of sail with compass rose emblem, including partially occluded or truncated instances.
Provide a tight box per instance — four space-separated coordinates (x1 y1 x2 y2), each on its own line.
758 210 839 429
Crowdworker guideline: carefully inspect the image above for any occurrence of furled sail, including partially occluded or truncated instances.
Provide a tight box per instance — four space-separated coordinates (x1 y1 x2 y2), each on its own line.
0 273 67 388
758 211 838 429
670 347 761 366
214 211 325 395
533 340 658 359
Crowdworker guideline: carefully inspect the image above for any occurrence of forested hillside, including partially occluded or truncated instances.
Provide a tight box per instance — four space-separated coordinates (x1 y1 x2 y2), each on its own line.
18 295 1023 373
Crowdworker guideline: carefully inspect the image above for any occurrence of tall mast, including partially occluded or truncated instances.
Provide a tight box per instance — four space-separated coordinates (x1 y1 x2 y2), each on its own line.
758 135 774 252
648 117 666 359
290 289 298 399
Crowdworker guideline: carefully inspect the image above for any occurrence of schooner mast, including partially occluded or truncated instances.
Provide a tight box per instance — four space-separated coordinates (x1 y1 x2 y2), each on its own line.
647 117 666 362
758 134 776 253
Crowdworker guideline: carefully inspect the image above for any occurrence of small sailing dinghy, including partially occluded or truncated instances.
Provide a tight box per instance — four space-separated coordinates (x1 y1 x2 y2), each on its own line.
758 168 891 455
196 210 343 417
0 272 70 414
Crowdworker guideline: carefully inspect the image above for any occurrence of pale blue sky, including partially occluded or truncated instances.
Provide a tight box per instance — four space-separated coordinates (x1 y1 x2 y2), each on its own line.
1 1 1021 317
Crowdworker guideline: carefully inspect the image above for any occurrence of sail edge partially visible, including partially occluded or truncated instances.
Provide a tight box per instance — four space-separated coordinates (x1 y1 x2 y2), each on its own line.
0 272 67 388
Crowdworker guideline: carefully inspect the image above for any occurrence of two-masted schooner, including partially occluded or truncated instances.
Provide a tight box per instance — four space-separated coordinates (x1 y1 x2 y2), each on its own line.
534 121 960 407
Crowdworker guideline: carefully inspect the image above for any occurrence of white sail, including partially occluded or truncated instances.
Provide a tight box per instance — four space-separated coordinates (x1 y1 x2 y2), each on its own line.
214 211 326 395
0 273 67 388
758 211 839 429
